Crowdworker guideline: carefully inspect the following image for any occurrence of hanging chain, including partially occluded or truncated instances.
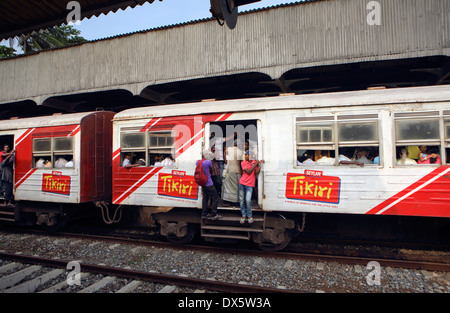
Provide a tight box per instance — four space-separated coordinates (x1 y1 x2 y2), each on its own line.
298 213 306 232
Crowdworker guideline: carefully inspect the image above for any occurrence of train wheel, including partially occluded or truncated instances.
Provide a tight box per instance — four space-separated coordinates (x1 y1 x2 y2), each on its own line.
166 227 197 244
162 222 198 244
253 228 292 252
41 214 66 232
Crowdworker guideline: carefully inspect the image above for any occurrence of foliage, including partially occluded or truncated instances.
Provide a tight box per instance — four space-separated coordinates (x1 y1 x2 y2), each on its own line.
0 45 16 59
19 25 87 54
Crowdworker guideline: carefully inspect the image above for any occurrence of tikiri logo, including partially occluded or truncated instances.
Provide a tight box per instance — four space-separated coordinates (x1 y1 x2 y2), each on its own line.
157 171 198 200
42 171 71 196
285 170 340 204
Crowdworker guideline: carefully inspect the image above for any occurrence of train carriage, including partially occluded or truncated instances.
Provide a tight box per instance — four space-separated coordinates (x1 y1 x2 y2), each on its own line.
112 85 450 250
0 111 115 230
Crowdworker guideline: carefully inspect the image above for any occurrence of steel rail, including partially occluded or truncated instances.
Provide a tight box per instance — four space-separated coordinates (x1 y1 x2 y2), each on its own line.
0 252 301 293
2 228 450 272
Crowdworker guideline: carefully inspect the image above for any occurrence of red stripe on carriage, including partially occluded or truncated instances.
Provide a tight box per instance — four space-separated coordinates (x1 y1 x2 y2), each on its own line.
366 166 450 218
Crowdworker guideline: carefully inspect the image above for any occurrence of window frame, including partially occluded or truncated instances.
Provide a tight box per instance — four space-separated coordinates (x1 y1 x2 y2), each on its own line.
32 137 74 169
295 114 381 167
393 111 448 166
119 128 176 168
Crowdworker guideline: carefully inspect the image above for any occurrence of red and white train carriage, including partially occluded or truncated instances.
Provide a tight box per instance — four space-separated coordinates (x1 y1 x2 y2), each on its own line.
0 111 114 229
1 86 449 250
112 85 450 250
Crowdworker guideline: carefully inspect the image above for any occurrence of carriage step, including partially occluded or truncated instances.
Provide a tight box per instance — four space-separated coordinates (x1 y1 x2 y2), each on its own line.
0 217 15 222
201 231 250 240
201 224 263 233
206 216 264 223
0 206 18 222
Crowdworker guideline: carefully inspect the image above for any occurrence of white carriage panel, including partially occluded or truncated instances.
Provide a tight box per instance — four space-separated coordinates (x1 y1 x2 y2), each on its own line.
14 128 81 203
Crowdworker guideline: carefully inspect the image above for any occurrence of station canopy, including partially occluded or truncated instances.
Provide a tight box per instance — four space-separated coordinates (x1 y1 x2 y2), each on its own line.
0 0 157 41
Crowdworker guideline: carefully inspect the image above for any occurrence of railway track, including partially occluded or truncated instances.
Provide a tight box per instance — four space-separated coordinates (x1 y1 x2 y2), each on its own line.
3 227 450 273
1 227 449 294
0 252 298 293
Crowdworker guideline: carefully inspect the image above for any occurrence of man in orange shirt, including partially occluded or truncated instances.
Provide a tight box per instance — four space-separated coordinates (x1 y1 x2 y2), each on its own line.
238 150 264 224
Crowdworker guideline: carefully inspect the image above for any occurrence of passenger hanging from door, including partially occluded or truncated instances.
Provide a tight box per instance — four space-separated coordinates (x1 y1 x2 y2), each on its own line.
221 140 243 205
0 145 15 207
239 150 264 224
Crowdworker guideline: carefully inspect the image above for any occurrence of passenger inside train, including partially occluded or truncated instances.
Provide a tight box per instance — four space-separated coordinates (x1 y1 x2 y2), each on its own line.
208 120 260 210
297 147 377 166
32 137 74 169
398 145 442 165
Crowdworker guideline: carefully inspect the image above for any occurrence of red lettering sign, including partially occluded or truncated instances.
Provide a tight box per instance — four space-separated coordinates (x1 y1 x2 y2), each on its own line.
157 173 198 200
285 172 340 204
42 172 71 196
304 169 323 177
172 170 186 177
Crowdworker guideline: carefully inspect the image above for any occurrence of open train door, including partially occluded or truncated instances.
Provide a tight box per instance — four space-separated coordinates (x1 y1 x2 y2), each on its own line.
257 119 263 209
0 134 15 224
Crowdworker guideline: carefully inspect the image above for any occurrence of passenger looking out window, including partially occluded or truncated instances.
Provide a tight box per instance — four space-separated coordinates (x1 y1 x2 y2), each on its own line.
394 112 446 166
119 129 175 168
397 148 417 165
296 114 380 167
418 145 441 164
32 137 74 169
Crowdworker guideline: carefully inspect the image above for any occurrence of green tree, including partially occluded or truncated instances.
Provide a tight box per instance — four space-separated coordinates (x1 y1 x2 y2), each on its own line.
0 45 16 59
19 25 87 54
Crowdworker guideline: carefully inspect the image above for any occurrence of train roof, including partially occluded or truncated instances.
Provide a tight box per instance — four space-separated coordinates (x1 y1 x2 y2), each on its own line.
0 111 110 131
114 85 450 121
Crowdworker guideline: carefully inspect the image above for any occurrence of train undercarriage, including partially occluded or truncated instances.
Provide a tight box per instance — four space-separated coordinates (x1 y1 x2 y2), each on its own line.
152 208 299 251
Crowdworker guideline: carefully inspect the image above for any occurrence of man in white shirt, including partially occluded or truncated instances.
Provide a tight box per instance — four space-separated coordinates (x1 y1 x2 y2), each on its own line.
122 153 139 168
356 148 373 165
315 151 336 165
210 131 235 173
55 157 68 168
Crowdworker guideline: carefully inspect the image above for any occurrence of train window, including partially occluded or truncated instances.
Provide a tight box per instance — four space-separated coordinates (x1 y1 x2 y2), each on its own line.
32 137 73 168
120 133 145 149
54 138 73 151
297 124 333 143
120 133 146 167
395 119 440 141
445 119 450 138
148 131 175 167
296 115 379 166
445 118 450 164
338 122 378 143
119 130 175 167
149 131 174 149
53 138 73 168
395 112 444 165
33 138 52 168
33 138 51 152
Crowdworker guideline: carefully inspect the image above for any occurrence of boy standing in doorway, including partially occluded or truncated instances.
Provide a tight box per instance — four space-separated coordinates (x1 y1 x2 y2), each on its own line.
238 150 263 224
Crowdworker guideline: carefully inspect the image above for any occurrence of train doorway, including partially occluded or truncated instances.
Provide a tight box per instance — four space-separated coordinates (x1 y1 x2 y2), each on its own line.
205 119 262 209
0 134 15 221
0 135 14 152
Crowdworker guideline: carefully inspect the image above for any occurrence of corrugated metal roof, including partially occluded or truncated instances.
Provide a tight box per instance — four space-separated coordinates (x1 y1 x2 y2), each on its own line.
0 1 317 61
0 0 156 41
